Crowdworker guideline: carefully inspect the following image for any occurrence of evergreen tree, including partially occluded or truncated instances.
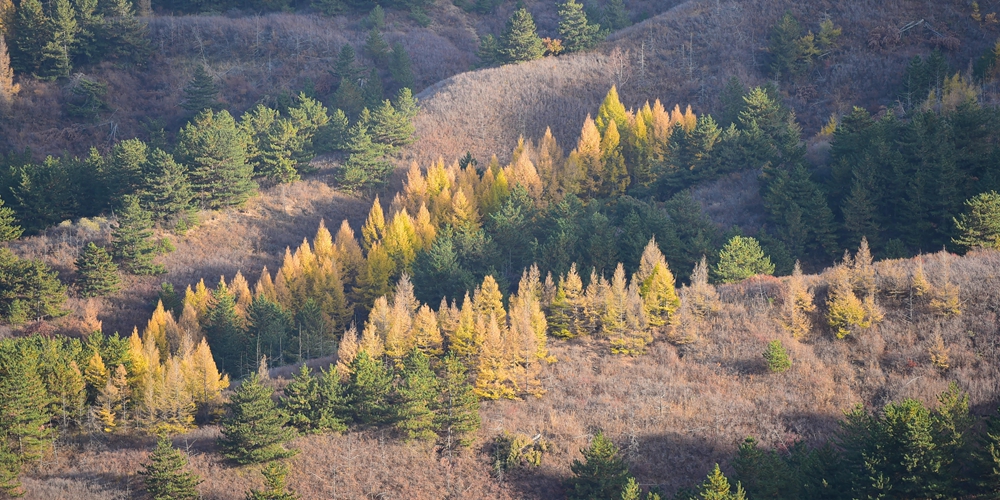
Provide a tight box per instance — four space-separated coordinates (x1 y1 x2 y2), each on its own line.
139 435 202 500
205 282 248 377
369 97 416 149
175 109 256 208
361 68 383 110
111 195 165 275
434 353 480 450
396 349 438 441
0 249 68 322
313 366 348 432
498 8 544 64
558 0 602 53
75 242 121 297
768 12 805 79
363 27 389 65
0 196 23 241
281 364 318 433
180 64 220 113
246 296 291 371
602 0 630 31
953 191 1000 251
388 42 414 92
476 34 499 67
140 149 195 224
412 228 474 305
10 0 49 75
218 372 297 465
698 464 747 500
337 121 392 191
762 340 791 373
245 462 299 500
0 35 18 109
713 236 774 283
0 341 53 493
38 0 77 80
346 350 394 426
566 430 632 499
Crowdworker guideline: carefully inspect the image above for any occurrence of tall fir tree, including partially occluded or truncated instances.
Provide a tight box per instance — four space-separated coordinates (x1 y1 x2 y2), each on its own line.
76 242 122 297
558 0 602 53
245 462 300 500
395 349 438 442
388 41 414 92
602 0 630 31
175 109 256 208
205 281 247 377
38 0 77 80
111 195 165 275
180 64 220 113
346 350 394 426
9 0 49 75
139 435 202 500
566 431 632 499
498 8 544 64
337 121 392 191
0 196 23 241
218 372 297 465
140 148 195 224
0 248 68 323
0 341 53 493
434 353 481 450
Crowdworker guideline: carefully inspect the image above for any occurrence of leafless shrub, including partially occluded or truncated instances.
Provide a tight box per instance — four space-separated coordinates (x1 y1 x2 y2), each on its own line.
868 25 901 51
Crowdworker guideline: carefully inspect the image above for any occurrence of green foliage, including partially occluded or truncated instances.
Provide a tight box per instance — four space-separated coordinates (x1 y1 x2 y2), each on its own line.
363 4 385 29
346 351 394 426
953 191 1000 250
0 197 23 241
434 354 480 449
413 228 474 305
396 349 438 441
75 242 121 297
140 149 195 225
281 364 348 434
762 340 791 373
697 464 746 500
601 0 630 31
9 0 49 75
246 296 291 369
245 462 299 500
492 431 550 474
0 248 68 323
364 28 389 66
175 109 257 208
180 64 220 113
139 436 202 500
498 8 544 64
566 431 632 499
388 42 415 92
337 121 392 191
0 340 54 494
476 34 500 67
66 77 108 121
111 195 165 275
218 372 298 465
559 0 603 53
205 283 249 376
713 236 774 283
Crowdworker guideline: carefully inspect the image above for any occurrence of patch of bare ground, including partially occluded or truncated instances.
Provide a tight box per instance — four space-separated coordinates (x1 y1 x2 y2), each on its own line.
408 0 994 166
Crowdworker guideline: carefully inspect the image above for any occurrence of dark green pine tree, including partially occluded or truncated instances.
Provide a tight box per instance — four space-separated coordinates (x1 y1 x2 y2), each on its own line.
140 148 196 224
361 68 384 110
102 0 152 65
498 8 544 64
281 364 348 435
38 0 77 80
139 435 202 500
394 87 419 121
434 353 480 450
602 0 630 31
476 34 500 67
396 349 438 442
293 298 328 361
332 78 365 119
346 350 394 426
364 28 389 65
0 341 54 491
218 372 298 465
412 228 474 305
566 430 632 499
978 408 1000 493
245 462 299 500
336 121 392 191
334 44 357 84
0 248 68 323
111 195 165 275
103 138 150 205
75 242 121 297
174 109 257 209
205 283 248 377
388 42 415 92
558 0 603 53
246 295 291 369
180 64 220 113
768 12 803 79
9 0 50 75
718 77 748 127
0 197 24 242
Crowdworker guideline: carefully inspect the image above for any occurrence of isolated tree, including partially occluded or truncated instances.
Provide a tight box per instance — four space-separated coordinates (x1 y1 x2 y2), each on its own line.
111 195 165 275
768 12 804 78
0 197 23 241
762 340 791 373
245 462 299 500
952 191 1000 250
218 372 297 465
76 242 121 297
498 8 544 64
139 435 202 500
180 64 219 113
175 109 256 208
714 236 774 283
558 0 602 53
566 431 632 499
434 354 480 450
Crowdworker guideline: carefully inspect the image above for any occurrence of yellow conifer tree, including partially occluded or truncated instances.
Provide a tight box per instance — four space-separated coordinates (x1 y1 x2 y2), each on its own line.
473 275 506 324
474 315 517 400
780 261 816 340
412 304 443 355
362 196 386 251
572 115 604 198
336 324 359 379
84 350 109 392
414 203 436 251
504 147 544 202
634 237 680 326
182 338 229 419
314 219 336 263
451 189 481 232
826 266 872 339
254 267 277 301
335 219 365 287
384 208 418 274
95 364 131 433
447 293 478 357
403 162 429 214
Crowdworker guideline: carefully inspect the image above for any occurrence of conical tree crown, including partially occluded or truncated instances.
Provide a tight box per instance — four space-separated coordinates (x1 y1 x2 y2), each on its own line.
76 242 122 297
217 372 297 465
181 64 219 113
139 436 202 500
498 8 544 64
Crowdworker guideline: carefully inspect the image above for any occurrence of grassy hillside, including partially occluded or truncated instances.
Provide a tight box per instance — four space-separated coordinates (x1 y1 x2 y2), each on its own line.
409 0 994 165
17 248 1000 498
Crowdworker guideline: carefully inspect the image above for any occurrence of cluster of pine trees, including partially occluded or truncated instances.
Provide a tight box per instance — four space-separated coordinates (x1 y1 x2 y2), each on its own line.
0 0 149 81
0 328 227 494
